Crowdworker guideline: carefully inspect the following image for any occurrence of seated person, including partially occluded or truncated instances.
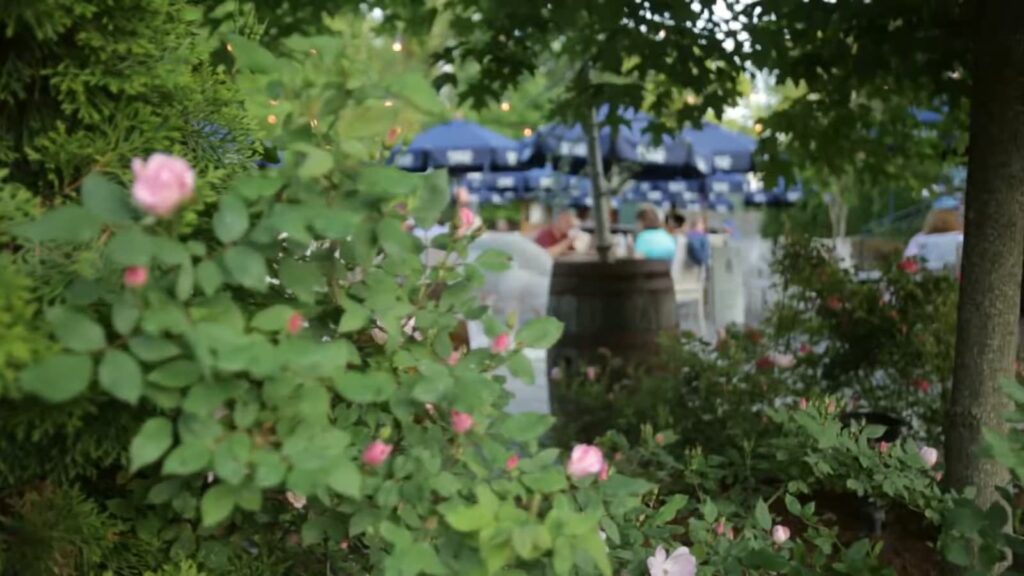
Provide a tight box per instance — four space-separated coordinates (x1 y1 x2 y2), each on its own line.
633 205 676 261
534 210 581 258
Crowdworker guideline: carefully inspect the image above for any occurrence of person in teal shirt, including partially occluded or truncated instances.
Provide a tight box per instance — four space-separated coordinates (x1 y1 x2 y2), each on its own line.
633 206 676 261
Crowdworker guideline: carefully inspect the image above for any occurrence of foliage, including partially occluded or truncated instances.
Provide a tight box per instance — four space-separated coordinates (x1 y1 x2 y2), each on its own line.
767 238 958 442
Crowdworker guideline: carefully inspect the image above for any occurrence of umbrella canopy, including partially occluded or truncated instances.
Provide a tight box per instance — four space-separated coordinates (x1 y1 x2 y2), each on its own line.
683 122 757 175
528 108 695 178
393 120 521 172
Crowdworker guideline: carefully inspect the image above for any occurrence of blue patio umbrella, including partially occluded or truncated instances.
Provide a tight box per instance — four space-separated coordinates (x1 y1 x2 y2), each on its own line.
683 122 757 175
528 107 695 178
705 172 750 195
392 119 522 173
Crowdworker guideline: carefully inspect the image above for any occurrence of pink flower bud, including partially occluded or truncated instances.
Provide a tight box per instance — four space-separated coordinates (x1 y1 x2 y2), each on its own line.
598 462 610 482
549 366 563 381
714 521 726 536
285 491 306 510
771 524 791 545
878 441 890 454
123 266 149 288
450 409 474 435
899 258 920 274
505 453 520 472
130 153 195 217
935 471 944 482
914 378 931 393
446 350 462 366
361 440 393 467
339 539 350 550
287 312 304 335
566 444 605 480
424 403 436 416
919 446 939 469
798 397 809 410
491 332 510 354
655 433 665 446
586 366 599 381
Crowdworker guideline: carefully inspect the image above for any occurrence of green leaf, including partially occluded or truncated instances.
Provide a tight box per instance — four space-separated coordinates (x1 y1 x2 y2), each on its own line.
235 484 263 512
411 171 450 228
785 494 802 517
148 359 201 389
754 499 772 531
743 549 789 571
327 460 362 498
13 206 103 243
175 259 194 301
252 450 287 488
497 413 555 443
107 228 153 266
516 317 564 350
128 336 182 362
521 469 569 493
229 173 282 201
213 195 249 244
337 299 371 333
200 484 236 527
411 370 454 403
250 305 296 332
334 371 395 404
81 172 133 223
387 73 446 115
130 417 174 472
162 442 212 475
112 298 140 336
196 260 224 296
507 352 535 385
19 353 94 402
46 307 107 352
226 34 276 73
98 350 143 404
223 246 268 291
474 249 513 272
279 259 323 303
296 146 334 179
214 433 252 485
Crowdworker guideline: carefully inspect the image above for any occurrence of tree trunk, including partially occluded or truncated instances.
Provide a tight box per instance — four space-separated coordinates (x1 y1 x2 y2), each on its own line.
584 107 613 262
944 0 1024 557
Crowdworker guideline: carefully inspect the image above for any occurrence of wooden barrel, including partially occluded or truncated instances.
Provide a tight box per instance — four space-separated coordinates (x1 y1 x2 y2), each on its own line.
547 257 677 370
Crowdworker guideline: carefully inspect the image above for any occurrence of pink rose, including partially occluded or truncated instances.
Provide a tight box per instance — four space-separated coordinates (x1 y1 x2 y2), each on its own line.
647 546 697 576
339 539 350 550
586 366 599 381
491 333 510 354
505 453 520 472
287 312 304 335
771 525 791 545
450 409 474 435
919 446 939 469
446 350 462 366
361 440 393 467
566 444 604 480
123 266 149 288
285 491 307 510
130 153 195 217
457 206 476 236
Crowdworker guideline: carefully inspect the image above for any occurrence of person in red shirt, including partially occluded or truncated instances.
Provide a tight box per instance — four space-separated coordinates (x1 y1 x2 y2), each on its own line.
534 210 580 258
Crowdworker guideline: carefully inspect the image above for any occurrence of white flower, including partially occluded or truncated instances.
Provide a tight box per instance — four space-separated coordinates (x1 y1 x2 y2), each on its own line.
768 352 797 369
771 524 791 545
647 545 697 576
919 446 939 469
286 491 307 510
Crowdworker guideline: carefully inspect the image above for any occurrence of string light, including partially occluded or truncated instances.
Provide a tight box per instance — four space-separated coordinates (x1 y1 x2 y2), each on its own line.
391 40 403 52
657 29 667 39
266 114 278 125
309 118 319 128
500 101 511 112
753 122 764 134
384 99 394 107
269 99 279 106
523 127 533 137
225 43 234 53
308 48 318 56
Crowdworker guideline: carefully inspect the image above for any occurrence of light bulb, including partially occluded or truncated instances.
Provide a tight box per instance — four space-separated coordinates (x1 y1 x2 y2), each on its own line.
309 118 319 128
391 40 403 52
523 127 533 137
384 99 394 107
500 101 511 112
753 122 764 134
225 43 234 53
267 114 278 125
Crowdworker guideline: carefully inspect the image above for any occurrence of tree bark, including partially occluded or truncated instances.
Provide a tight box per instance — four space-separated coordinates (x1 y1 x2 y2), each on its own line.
944 0 1024 549
584 107 613 262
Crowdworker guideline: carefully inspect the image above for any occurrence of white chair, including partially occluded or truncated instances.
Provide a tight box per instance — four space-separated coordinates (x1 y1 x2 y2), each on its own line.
671 235 707 336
